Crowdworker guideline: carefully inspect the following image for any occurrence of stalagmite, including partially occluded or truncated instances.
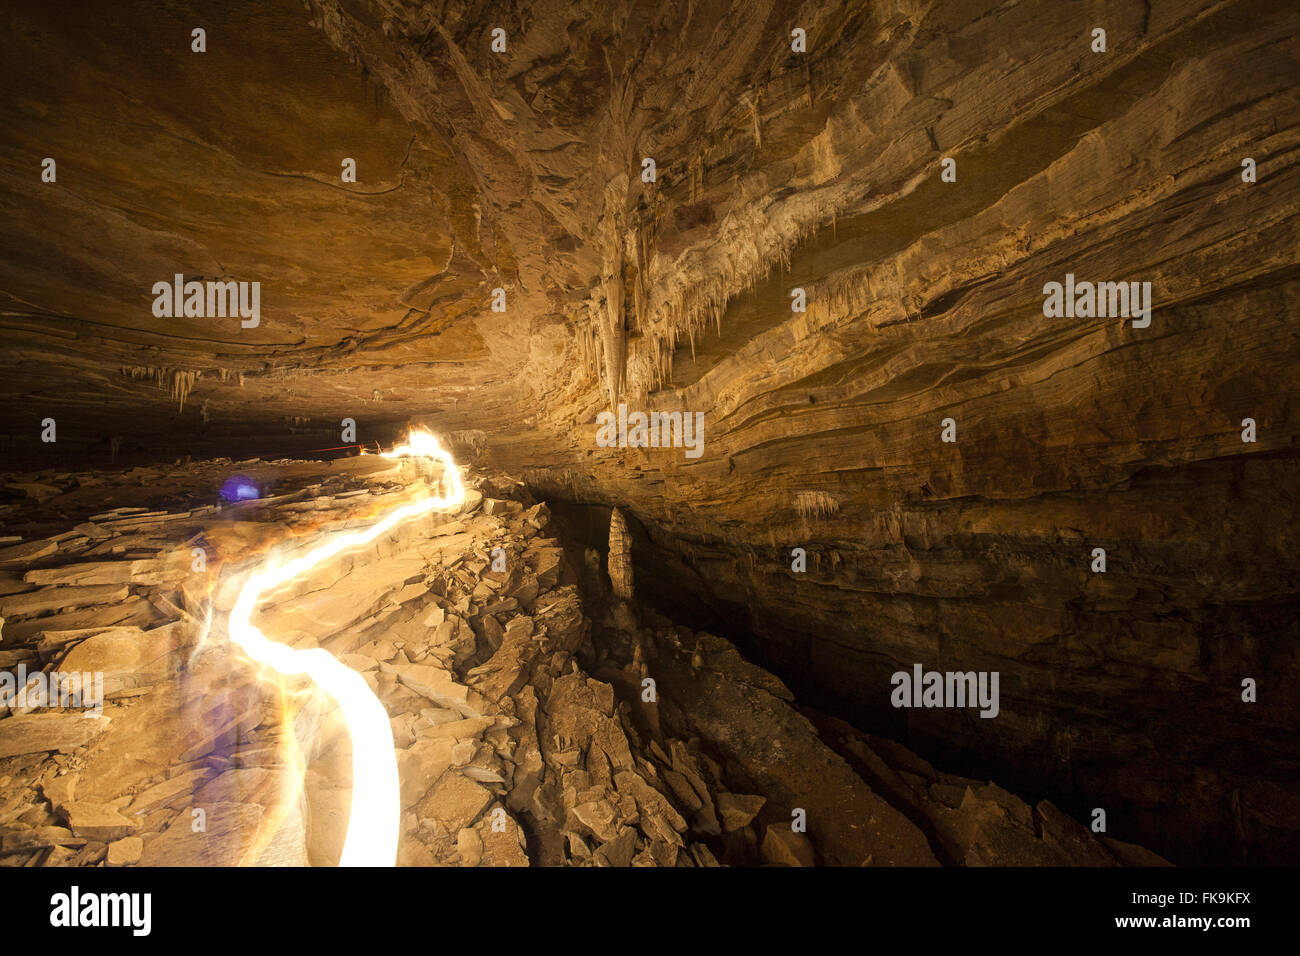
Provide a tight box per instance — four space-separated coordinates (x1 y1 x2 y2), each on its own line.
607 507 634 602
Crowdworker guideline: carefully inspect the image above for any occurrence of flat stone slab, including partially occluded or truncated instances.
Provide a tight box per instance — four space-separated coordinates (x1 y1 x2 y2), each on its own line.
139 802 264 866
0 713 110 758
0 584 130 618
64 802 137 842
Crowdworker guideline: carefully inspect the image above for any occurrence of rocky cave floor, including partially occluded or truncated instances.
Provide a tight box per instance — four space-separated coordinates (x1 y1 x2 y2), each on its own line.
0 454 1170 867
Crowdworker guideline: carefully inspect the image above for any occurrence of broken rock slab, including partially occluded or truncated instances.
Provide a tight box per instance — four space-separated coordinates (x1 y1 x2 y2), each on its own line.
0 825 85 854
716 792 766 832
57 622 180 694
398 737 456 810
761 826 816 867
380 661 488 717
127 769 216 816
105 835 143 866
414 771 493 835
140 802 264 867
0 584 130 618
472 804 529 866
62 803 136 843
0 714 110 759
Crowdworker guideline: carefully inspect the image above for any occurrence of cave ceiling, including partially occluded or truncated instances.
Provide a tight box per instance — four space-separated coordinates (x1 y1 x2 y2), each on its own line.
3 0 1295 477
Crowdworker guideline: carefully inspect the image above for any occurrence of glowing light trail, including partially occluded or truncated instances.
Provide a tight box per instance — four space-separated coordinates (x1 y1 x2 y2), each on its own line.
226 428 465 866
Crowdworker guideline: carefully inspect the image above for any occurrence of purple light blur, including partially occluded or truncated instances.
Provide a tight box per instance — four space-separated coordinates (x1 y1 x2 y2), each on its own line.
219 475 260 502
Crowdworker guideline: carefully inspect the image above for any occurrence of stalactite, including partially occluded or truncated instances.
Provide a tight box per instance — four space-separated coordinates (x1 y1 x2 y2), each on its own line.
626 182 864 394
631 212 657 333
794 491 840 520
598 264 626 409
120 366 200 413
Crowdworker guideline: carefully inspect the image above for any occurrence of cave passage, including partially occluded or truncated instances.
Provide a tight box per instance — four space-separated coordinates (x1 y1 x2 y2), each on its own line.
0 0 1296 872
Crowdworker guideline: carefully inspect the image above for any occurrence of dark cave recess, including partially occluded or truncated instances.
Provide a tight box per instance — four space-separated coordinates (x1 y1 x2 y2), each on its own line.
541 498 1297 866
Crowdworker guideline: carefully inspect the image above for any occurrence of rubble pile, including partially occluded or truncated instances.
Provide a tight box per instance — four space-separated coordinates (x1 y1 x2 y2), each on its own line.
0 459 1167 866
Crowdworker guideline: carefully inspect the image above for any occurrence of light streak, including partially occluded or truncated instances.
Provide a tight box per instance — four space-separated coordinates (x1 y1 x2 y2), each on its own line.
225 428 465 866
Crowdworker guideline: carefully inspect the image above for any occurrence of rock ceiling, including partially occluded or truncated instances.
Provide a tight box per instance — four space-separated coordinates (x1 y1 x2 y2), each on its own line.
0 0 1298 863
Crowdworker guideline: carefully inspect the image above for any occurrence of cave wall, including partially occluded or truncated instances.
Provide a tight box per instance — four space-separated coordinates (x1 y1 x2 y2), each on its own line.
512 0 1300 864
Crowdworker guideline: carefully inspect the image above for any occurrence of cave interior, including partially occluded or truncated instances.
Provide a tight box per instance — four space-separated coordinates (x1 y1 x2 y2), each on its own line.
0 0 1296 869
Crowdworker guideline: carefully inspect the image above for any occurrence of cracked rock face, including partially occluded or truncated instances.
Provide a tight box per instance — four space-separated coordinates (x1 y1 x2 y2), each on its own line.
0 0 1298 865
